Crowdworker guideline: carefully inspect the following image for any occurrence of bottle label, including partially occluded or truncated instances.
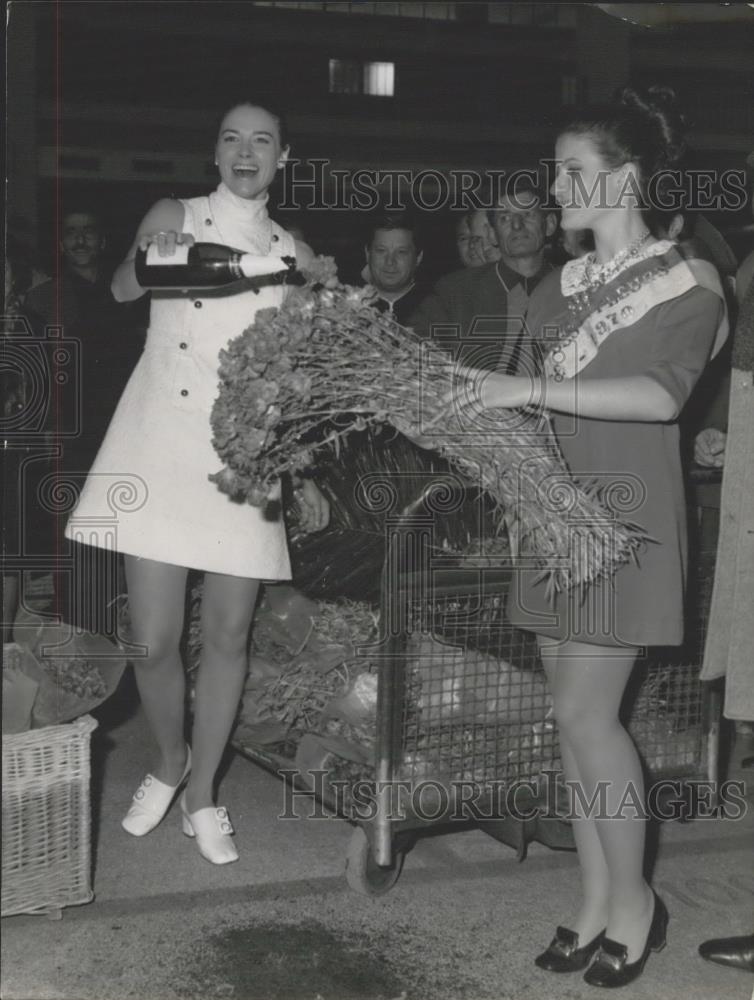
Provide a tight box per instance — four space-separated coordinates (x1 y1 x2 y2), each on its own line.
145 243 190 266
238 255 290 278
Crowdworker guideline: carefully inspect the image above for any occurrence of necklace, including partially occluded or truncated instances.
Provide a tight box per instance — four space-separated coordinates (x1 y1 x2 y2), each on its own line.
584 230 652 289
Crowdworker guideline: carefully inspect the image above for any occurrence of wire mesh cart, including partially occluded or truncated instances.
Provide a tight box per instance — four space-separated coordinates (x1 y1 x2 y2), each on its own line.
234 475 722 896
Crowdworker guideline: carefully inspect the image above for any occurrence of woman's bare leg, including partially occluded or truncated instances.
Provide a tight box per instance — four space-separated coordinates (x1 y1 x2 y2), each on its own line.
539 639 610 946
124 555 189 785
548 638 654 961
184 572 259 813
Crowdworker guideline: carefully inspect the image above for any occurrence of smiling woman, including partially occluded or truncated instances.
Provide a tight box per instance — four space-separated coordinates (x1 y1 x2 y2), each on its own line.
215 105 290 201
446 87 728 988
63 100 330 868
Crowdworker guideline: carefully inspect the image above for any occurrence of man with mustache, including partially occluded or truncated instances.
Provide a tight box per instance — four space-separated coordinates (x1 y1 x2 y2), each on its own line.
26 208 144 634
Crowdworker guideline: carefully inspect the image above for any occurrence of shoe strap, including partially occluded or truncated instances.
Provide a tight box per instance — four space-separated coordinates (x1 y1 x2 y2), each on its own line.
596 937 628 971
552 926 579 955
215 807 233 835
133 775 157 801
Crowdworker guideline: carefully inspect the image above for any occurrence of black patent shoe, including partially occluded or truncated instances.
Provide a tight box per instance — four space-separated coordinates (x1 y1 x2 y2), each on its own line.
584 892 669 988
535 926 605 972
698 934 754 972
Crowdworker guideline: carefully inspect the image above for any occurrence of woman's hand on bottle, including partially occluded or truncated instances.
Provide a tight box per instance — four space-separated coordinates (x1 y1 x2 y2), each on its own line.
137 230 195 256
294 479 330 534
113 198 186 301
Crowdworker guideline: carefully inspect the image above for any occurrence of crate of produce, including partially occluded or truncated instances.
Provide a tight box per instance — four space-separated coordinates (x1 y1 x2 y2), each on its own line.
2 715 98 919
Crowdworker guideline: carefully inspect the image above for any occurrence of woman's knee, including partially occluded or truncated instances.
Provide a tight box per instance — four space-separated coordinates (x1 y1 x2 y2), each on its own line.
130 624 183 665
199 576 258 659
125 557 188 662
551 694 617 740
201 612 252 659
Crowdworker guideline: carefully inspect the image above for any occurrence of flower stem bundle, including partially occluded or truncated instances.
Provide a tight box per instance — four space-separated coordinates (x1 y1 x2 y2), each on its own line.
210 257 649 597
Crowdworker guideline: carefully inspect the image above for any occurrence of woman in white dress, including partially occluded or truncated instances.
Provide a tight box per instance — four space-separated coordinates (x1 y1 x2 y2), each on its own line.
66 103 329 864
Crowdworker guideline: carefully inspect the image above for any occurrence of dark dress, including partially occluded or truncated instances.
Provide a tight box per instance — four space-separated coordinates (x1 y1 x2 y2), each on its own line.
509 268 725 648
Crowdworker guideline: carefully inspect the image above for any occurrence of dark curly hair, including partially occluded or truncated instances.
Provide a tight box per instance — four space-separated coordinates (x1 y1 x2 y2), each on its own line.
562 86 687 204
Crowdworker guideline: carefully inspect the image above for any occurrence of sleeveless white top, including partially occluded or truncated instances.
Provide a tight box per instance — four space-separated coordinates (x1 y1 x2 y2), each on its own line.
65 187 296 579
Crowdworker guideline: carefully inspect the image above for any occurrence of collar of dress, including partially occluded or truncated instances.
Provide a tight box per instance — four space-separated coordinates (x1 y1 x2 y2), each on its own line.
207 183 273 254
561 239 675 297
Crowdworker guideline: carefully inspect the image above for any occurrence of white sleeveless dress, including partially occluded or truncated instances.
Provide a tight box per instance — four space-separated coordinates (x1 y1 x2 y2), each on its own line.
64 186 294 579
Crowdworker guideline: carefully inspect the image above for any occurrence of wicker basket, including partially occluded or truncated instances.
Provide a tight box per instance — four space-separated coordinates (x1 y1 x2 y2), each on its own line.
2 715 98 919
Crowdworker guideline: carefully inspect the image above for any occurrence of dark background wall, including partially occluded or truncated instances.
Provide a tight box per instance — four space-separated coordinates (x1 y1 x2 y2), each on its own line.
7 2 754 280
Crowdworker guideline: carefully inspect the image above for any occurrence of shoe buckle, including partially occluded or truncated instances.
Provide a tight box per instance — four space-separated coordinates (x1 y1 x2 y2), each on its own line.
554 927 578 956
596 944 626 972
215 808 233 835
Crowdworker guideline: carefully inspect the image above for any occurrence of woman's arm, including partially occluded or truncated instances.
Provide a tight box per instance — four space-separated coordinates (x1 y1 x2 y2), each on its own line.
467 288 723 424
294 239 315 269
111 199 187 302
476 372 679 422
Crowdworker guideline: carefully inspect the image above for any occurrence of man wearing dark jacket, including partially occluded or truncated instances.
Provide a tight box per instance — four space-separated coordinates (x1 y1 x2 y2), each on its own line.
26 209 145 634
27 210 144 466
408 179 557 372
361 211 428 326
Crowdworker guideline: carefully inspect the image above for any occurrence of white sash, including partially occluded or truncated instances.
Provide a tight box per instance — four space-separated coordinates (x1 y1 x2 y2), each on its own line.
544 255 728 382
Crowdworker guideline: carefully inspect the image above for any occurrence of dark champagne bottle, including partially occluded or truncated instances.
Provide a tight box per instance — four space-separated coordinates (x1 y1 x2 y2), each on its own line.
134 242 301 289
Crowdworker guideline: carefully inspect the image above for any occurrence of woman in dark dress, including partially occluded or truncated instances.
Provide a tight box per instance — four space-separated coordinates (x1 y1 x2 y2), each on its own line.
451 89 727 986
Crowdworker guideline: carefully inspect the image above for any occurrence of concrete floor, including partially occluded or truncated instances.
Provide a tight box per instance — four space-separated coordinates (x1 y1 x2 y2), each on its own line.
2 671 753 1000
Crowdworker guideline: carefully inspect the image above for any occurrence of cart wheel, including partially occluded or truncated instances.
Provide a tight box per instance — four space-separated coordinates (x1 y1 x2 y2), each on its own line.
345 827 406 896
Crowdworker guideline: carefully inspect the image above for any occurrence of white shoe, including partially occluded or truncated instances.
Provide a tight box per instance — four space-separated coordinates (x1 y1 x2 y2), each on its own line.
180 793 239 865
121 747 192 837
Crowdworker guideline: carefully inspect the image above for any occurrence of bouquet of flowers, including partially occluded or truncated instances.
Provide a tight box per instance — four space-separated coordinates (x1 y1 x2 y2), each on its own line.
210 257 648 597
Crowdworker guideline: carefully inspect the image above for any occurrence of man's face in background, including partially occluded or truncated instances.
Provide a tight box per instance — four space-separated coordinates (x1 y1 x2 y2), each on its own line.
60 213 104 275
366 228 422 294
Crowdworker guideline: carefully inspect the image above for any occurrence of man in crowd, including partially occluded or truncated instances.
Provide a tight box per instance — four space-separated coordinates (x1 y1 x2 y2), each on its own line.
467 207 501 266
408 177 557 372
362 211 427 325
455 208 501 269
455 212 476 268
26 207 145 635
28 208 145 458
696 225 754 974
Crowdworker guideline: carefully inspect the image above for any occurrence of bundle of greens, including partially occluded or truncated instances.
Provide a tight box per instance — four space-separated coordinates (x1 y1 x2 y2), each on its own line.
210 256 649 598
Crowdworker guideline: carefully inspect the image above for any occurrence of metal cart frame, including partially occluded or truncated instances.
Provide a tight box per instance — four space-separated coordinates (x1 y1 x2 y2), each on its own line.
234 476 722 896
